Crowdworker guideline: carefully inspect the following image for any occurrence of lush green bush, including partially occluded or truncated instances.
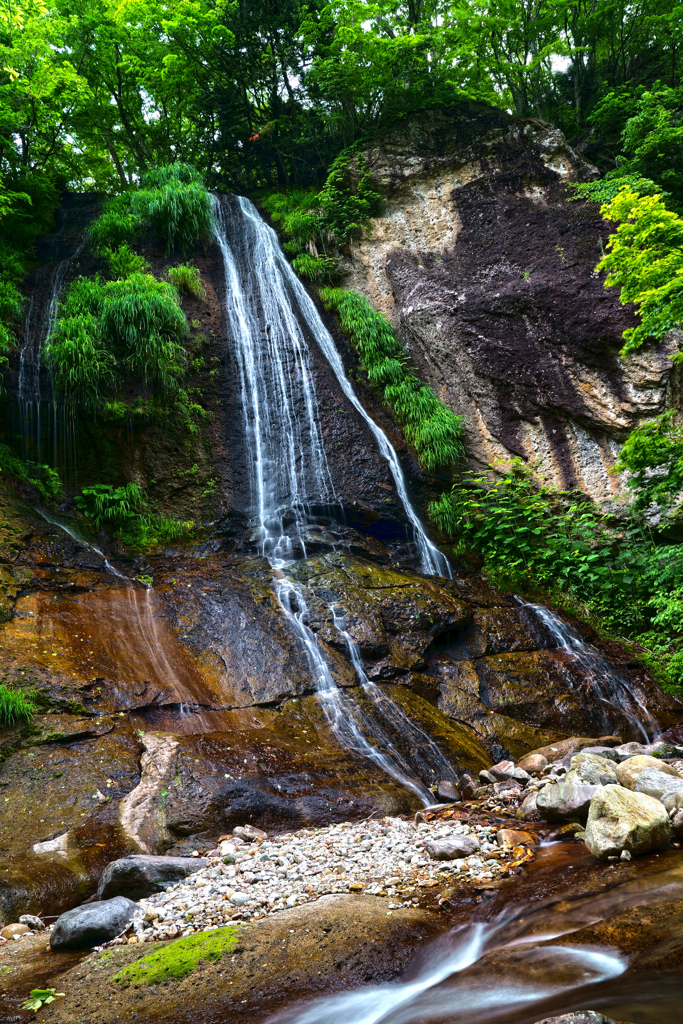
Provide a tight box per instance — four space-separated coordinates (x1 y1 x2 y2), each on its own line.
429 454 683 689
168 264 206 298
0 684 37 728
104 244 149 279
320 288 465 470
48 272 189 403
89 163 212 254
596 187 683 356
291 254 337 281
75 481 196 552
0 443 64 504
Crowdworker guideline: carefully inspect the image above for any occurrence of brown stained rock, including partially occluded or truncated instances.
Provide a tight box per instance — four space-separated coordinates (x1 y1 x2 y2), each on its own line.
518 753 548 775
1 923 29 939
289 552 470 678
0 724 140 859
496 828 536 848
39 896 439 1024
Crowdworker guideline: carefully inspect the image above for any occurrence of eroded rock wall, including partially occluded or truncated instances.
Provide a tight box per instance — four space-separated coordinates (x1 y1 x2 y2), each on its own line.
344 105 681 500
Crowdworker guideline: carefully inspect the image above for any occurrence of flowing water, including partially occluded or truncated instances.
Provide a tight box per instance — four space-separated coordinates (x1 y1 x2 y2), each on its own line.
520 599 658 742
269 858 683 1024
213 194 457 801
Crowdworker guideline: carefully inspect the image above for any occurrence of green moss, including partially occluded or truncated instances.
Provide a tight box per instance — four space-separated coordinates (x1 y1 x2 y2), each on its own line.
111 926 242 986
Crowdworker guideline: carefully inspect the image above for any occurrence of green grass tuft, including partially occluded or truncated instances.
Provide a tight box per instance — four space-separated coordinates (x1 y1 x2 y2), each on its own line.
0 684 37 727
320 288 465 470
111 926 241 986
168 264 206 298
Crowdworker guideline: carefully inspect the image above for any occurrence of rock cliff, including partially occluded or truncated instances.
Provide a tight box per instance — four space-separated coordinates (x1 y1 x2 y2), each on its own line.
343 105 681 501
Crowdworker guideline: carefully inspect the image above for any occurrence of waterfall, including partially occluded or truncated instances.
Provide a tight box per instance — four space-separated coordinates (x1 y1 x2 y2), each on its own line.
519 599 658 741
213 194 456 802
17 235 85 467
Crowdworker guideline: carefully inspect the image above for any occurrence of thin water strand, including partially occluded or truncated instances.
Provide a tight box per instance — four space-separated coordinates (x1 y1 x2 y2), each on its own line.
275 573 434 805
519 598 657 741
330 603 457 784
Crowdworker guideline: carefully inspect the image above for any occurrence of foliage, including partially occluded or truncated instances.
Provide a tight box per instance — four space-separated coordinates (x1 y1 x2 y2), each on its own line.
596 187 683 356
616 412 683 517
429 457 683 688
316 154 383 241
89 164 211 253
291 253 337 281
0 443 64 503
0 684 37 727
321 288 465 470
21 989 64 1011
74 482 147 529
103 244 149 279
168 264 206 298
75 481 196 552
111 926 240 986
48 271 189 404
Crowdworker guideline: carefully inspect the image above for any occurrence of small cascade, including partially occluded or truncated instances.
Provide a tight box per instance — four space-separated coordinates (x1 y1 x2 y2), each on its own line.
520 598 658 741
329 603 457 785
213 194 457 801
35 508 132 582
17 232 85 468
276 575 434 805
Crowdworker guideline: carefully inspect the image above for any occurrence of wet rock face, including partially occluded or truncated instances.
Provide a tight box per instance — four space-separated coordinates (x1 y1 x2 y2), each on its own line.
346 104 680 500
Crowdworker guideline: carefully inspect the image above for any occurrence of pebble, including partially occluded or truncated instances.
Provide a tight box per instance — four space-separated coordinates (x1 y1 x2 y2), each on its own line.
135 815 525 941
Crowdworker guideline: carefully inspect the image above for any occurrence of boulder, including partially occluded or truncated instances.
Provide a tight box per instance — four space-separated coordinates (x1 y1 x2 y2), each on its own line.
571 746 620 763
536 771 600 822
51 897 140 950
615 755 682 790
459 774 477 800
478 769 496 785
584 785 671 861
97 855 209 901
425 835 479 860
531 1013 619 1024
517 753 547 775
436 780 461 802
19 914 44 930
489 760 530 784
515 791 541 821
671 808 683 838
1 923 29 939
568 752 617 786
633 767 683 804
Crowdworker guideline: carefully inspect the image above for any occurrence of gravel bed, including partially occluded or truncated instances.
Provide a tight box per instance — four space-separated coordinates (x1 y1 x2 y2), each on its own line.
133 815 526 942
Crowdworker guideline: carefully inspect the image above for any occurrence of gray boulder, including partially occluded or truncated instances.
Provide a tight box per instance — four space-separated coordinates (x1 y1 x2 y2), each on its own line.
584 784 671 861
531 1013 619 1024
616 754 682 790
97 855 208 901
50 896 140 950
425 835 479 860
436 779 461 802
489 760 531 784
536 770 600 822
569 752 617 786
634 768 683 804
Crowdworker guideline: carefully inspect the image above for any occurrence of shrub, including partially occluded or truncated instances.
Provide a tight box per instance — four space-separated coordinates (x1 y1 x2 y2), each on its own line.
0 684 37 727
596 186 683 356
0 443 64 503
75 482 147 529
49 272 189 401
168 264 206 298
46 313 117 409
320 287 465 470
101 273 188 391
291 254 337 281
89 163 212 254
103 244 149 279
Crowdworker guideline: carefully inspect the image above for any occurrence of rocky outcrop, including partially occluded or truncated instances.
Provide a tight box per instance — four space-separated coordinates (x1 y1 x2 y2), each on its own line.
344 104 681 500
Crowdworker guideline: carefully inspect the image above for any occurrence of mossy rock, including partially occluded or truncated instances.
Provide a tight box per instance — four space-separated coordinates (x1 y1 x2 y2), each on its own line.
111 925 242 986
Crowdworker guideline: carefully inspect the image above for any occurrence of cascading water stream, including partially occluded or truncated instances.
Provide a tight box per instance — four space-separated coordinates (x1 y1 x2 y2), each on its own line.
269 860 683 1024
18 235 85 468
518 598 658 741
213 194 456 800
